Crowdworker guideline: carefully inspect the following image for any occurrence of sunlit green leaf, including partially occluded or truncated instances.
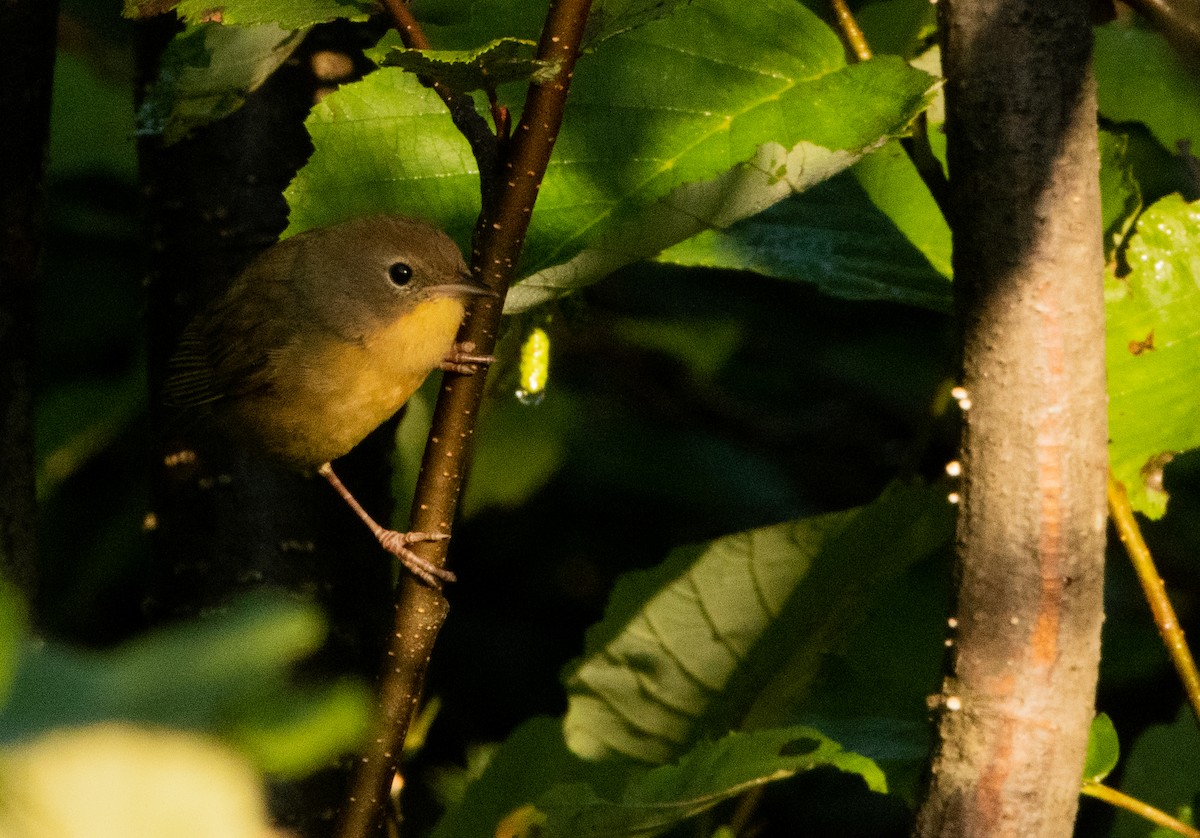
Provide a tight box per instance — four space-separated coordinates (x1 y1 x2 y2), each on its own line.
129 0 376 27
1106 194 1200 517
285 0 936 313
1083 712 1119 783
1095 23 1200 153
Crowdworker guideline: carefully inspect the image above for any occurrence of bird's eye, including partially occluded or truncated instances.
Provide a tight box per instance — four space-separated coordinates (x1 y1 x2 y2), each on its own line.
388 262 414 286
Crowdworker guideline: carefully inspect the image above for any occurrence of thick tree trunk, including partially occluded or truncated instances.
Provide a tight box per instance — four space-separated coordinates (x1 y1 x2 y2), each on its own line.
0 0 59 607
913 3 1107 837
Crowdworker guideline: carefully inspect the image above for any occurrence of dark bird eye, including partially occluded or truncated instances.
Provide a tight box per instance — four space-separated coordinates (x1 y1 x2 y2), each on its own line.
388 262 414 286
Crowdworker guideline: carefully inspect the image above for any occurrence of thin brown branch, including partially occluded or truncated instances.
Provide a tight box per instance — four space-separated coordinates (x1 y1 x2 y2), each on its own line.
336 2 594 835
1108 471 1200 726
379 0 430 49
1082 781 1200 838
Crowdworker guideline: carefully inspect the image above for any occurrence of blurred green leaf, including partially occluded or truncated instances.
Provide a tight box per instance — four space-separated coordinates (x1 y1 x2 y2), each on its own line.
137 22 305 144
36 363 147 501
461 386 572 516
1083 713 1119 783
562 482 953 764
1111 706 1200 838
226 678 372 776
0 585 25 709
49 53 137 181
285 0 936 312
1106 194 1200 517
0 593 370 773
583 0 694 44
855 0 938 58
1095 23 1200 153
0 724 274 838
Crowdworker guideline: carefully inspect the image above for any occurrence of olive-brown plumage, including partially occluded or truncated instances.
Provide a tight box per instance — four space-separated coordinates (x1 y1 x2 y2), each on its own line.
166 215 493 585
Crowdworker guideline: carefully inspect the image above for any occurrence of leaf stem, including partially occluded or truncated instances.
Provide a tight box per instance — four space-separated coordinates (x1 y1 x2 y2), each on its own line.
377 0 499 204
1082 781 1200 838
1107 471 1200 726
336 2 594 836
829 0 872 61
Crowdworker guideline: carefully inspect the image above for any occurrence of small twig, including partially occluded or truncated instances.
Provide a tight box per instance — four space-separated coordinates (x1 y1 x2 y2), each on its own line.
336 2 594 836
829 0 872 61
1082 781 1200 838
378 0 500 204
827 0 950 218
1108 471 1200 727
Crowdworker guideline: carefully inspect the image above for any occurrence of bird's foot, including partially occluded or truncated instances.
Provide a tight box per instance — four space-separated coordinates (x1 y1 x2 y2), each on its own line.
440 342 495 374
377 530 457 587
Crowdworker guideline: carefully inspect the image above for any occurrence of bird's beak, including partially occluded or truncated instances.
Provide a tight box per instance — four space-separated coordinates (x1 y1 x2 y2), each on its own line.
429 270 499 300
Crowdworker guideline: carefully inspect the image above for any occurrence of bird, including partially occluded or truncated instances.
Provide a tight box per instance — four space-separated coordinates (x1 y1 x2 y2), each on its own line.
164 214 495 586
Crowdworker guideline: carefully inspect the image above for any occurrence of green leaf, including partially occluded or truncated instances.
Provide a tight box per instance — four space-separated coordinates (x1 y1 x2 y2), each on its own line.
432 718 602 838
1083 713 1119 784
562 482 953 764
169 0 374 27
284 0 937 312
435 719 885 838
657 143 952 312
584 0 695 45
137 22 306 144
855 0 938 59
1106 194 1200 517
225 679 372 776
530 727 885 838
284 68 481 247
1095 23 1200 153
0 593 370 773
49 53 137 181
1111 705 1200 838
376 39 561 91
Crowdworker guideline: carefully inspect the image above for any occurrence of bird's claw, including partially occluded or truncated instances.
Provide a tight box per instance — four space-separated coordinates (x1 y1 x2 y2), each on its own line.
440 342 495 374
377 530 457 587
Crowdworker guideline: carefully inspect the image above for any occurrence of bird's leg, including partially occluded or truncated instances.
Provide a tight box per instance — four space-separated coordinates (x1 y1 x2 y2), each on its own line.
317 463 457 587
439 341 495 374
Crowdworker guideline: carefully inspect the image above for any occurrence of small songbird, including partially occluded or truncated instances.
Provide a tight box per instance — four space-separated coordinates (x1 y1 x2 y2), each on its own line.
164 215 495 586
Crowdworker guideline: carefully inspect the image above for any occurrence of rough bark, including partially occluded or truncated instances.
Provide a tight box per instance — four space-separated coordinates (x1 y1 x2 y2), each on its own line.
913 3 1107 837
0 0 59 607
